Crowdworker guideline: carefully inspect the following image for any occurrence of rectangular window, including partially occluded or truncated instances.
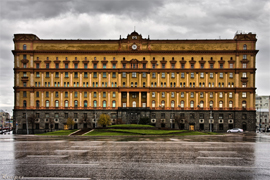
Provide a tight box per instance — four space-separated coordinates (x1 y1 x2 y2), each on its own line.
152 73 156 78
36 63 39 68
242 92 246 98
132 72 136 78
171 92 175 98
200 92 203 98
243 55 247 59
123 64 126 68
84 92 87 98
242 72 247 78
142 72 146 78
181 73 185 78
113 92 116 98
210 73 213 78
229 92 233 98
65 63 68 68
181 64 185 69
171 73 175 78
46 91 49 98
112 72 116 78
191 64 194 69
84 72 88 78
55 72 59 78
210 92 213 98
103 92 106 98
23 91 27 97
201 63 204 68
243 63 247 68
210 64 213 69
65 72 68 77
200 72 204 78
74 64 78 69
162 64 165 69
190 92 194 98
181 92 184 98
152 64 155 69
229 73 233 78
122 72 126 78
36 91 39 97
162 92 165 98
191 73 194 78
152 92 155 98
94 64 97 69
74 72 78 78
46 72 49 78
162 73 165 78
113 64 116 69
84 63 87 68
93 72 97 78
220 73 223 78
230 63 233 68
220 64 223 68
171 64 175 69
103 63 106 68
36 72 40 78
94 92 97 98
46 63 49 68
143 64 146 69
219 92 223 98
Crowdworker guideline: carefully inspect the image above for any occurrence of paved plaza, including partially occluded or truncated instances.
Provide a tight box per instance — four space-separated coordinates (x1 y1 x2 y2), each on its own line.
1 132 270 179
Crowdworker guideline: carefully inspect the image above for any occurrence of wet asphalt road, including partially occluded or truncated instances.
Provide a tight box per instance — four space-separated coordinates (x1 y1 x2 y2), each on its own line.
1 132 270 180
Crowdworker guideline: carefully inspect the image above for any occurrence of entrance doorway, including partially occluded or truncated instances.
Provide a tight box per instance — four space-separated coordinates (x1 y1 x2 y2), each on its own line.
242 122 247 131
189 125 195 131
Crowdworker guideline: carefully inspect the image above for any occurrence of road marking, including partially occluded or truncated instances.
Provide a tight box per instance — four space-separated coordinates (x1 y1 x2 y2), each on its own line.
27 155 68 158
22 177 91 180
197 157 242 160
47 163 99 167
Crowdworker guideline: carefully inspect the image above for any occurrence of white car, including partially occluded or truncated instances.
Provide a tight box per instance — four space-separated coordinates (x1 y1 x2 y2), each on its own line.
227 128 243 133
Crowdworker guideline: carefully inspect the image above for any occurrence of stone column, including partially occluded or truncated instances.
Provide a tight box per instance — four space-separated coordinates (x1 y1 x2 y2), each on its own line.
177 92 179 107
236 55 239 68
80 91 82 107
167 73 170 86
60 73 63 87
16 55 20 68
235 92 239 109
206 73 208 87
127 73 130 87
167 92 169 108
158 73 160 87
118 73 121 87
139 92 141 107
51 92 54 107
51 73 54 87
215 92 218 108
250 55 254 68
30 92 34 108
70 92 73 107
147 92 150 107
60 91 63 108
70 73 73 87
108 73 111 86
250 73 254 87
41 73 44 87
30 55 33 68
250 93 254 109
41 91 44 108
30 73 34 87
147 73 150 87
16 73 19 86
196 92 198 107
206 92 208 108
186 73 189 85
225 73 228 87
89 73 92 87
225 93 228 108
196 73 199 87
80 73 82 87
236 73 239 87
139 73 141 87
157 92 160 106
99 73 101 87
98 92 101 107
89 92 91 107
186 92 189 108
177 73 179 87
118 92 121 107
215 73 218 87
127 92 129 107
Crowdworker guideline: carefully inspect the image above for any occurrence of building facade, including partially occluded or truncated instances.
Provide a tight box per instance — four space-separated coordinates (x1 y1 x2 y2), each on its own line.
12 31 258 134
255 95 270 129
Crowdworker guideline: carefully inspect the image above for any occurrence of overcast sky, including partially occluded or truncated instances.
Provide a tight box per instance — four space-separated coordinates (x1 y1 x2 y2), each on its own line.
0 0 269 115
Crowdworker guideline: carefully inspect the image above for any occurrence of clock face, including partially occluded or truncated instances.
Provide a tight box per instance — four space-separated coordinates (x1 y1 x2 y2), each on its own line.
132 44 137 50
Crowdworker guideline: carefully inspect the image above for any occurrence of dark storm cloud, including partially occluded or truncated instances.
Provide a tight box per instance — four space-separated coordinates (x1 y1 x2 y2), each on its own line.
1 0 165 20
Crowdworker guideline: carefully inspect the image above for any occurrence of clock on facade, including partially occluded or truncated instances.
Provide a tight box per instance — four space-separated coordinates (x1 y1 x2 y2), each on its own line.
131 44 137 50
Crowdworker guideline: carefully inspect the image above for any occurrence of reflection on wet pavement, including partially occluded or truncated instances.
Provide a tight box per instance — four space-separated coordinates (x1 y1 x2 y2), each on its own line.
0 133 270 179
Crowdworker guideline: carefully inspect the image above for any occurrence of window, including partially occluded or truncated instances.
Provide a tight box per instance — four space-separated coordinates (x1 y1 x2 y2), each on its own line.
200 72 204 78
65 92 68 98
210 92 213 98
161 101 165 107
143 82 145 87
162 64 165 69
93 64 97 69
23 91 27 97
219 101 223 108
219 92 223 98
152 92 155 97
243 55 247 59
152 73 156 78
103 101 106 107
103 72 106 78
229 92 233 98
219 114 223 119
242 83 247 87
220 73 223 78
200 101 204 108
123 64 126 68
229 101 233 108
84 63 87 68
190 92 194 98
23 44 27 50
171 92 175 98
74 100 78 108
84 101 87 107
243 63 247 68
84 72 88 78
242 72 247 78
55 100 59 107
181 92 184 98
171 64 175 69
55 91 59 98
152 64 155 68
93 101 97 107
122 72 126 78
113 64 116 69
112 72 116 78
93 72 97 78
242 101 246 108
220 64 223 68
103 63 106 69
242 92 246 98
55 72 59 78
161 73 165 78
190 101 194 108
132 101 136 107
132 72 136 78
171 73 175 78
143 64 146 69
74 92 78 98
122 82 125 87
46 92 49 97
46 100 49 107
65 63 68 68
230 63 233 68
210 101 213 108
201 63 204 68
200 92 203 98
162 92 165 98
74 72 78 78
23 55 26 59
84 92 87 98
65 101 68 107
142 72 146 78
170 101 175 108
103 92 106 98
65 72 68 77
191 73 194 78
112 92 116 98
210 64 213 69
181 73 185 78
111 100 116 108
94 92 97 98
181 64 185 69
229 73 233 78
210 73 213 78
152 100 155 107
181 101 184 108
74 64 78 69
36 63 40 69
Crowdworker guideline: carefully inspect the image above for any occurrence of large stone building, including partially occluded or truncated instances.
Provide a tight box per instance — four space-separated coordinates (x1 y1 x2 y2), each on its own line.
12 31 258 134
255 95 270 129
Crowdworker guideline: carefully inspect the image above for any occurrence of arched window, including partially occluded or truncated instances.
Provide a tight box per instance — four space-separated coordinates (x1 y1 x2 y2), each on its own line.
112 101 116 107
242 101 246 108
46 100 49 107
190 101 194 108
243 44 247 50
174 82 176 87
84 100 87 107
181 100 184 108
103 101 106 107
229 101 233 108
21 100 27 109
199 82 201 87
161 82 163 87
154 82 157 87
210 101 213 108
132 101 136 107
152 100 155 107
219 101 223 108
93 100 97 107
161 100 165 107
151 82 153 87
200 101 204 108
36 100 40 108
164 82 167 87
115 82 117 87
228 82 230 87
74 100 78 108
23 44 27 50
111 82 114 87
170 83 172 87
65 100 68 107
123 82 125 87
55 100 59 107
171 101 175 108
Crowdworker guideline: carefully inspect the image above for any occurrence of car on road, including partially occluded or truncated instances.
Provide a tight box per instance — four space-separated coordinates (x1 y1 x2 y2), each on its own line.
227 128 243 133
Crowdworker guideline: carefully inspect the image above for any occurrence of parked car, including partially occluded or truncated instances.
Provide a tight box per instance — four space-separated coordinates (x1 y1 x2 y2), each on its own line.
258 128 270 132
227 128 243 133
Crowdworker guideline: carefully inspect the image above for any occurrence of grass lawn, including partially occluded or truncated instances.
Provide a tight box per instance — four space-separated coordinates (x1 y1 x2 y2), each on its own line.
108 124 154 128
174 131 220 136
108 129 186 135
37 129 78 136
83 129 138 136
